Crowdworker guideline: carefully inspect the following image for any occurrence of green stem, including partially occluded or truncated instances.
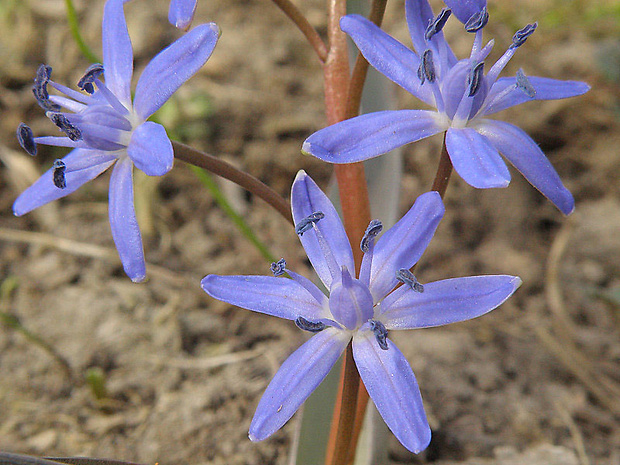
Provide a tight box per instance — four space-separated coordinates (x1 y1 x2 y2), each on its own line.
64 0 101 63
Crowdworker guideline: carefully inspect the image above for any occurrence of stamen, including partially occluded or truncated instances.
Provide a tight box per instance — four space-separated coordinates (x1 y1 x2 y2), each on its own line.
32 64 61 112
396 269 424 293
52 159 67 189
47 113 82 141
417 49 436 85
369 320 389 350
467 61 485 97
270 258 287 277
16 123 37 156
360 220 383 253
295 211 325 236
295 316 326 333
515 68 536 98
425 8 451 41
77 63 104 94
511 22 537 49
464 7 489 33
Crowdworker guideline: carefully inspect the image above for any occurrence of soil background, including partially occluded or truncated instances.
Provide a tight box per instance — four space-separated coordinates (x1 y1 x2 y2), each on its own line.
0 0 618 464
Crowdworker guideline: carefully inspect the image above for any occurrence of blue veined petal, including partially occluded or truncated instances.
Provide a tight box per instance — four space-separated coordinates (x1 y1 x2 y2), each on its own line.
13 149 116 216
381 275 521 329
127 122 173 176
445 127 511 188
108 157 146 283
102 0 133 108
302 110 444 164
475 119 575 215
133 22 220 121
168 0 197 30
200 274 329 322
249 328 350 441
353 330 431 454
340 15 433 106
368 192 444 302
443 0 487 25
482 76 591 116
291 171 354 290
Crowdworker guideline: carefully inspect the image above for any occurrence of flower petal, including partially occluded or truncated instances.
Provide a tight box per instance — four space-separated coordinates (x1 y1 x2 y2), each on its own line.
443 0 487 25
108 157 146 282
134 22 220 120
249 328 350 441
340 15 433 105
482 76 590 116
445 127 511 188
368 191 444 301
200 274 329 321
291 171 354 290
381 275 521 329
102 0 133 108
127 122 173 176
353 330 431 454
168 0 197 29
475 119 575 214
302 110 443 164
13 149 116 216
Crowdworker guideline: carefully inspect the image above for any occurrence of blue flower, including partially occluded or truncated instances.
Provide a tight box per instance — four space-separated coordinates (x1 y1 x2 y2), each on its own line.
201 171 521 453
13 0 219 282
168 0 197 30
302 0 590 215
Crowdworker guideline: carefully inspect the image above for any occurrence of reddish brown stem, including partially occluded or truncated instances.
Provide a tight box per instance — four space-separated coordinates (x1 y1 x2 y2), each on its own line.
431 135 453 198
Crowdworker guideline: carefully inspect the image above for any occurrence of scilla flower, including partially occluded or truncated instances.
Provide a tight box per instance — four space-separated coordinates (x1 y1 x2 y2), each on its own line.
302 0 589 215
202 171 520 452
14 0 219 282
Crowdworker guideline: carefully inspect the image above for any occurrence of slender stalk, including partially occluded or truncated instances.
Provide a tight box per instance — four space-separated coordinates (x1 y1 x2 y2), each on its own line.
431 135 453 198
270 0 329 63
172 141 292 225
64 0 101 63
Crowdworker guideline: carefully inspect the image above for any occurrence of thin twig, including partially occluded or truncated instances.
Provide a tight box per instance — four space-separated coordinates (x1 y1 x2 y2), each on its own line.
431 136 453 198
270 0 328 63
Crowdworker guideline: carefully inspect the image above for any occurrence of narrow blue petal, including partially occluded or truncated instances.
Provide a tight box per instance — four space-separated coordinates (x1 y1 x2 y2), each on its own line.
102 0 133 107
353 330 431 454
382 275 521 329
168 0 197 29
476 119 575 214
369 192 444 301
302 110 443 164
108 157 146 283
249 328 350 441
127 122 173 176
13 149 115 216
482 76 590 116
291 171 354 290
443 0 487 25
340 15 433 105
134 23 220 120
445 127 511 188
200 274 329 321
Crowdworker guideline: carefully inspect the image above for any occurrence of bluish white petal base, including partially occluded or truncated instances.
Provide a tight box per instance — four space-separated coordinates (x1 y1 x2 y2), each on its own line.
249 328 350 441
127 122 174 176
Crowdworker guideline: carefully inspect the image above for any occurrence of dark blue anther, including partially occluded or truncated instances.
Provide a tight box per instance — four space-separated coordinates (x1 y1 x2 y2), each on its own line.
295 211 325 236
515 69 536 98
396 268 424 293
511 22 537 49
369 320 388 350
417 49 436 85
467 61 485 97
295 316 326 333
52 159 66 189
32 64 60 112
425 8 451 41
16 123 37 156
360 219 383 253
270 258 286 277
48 113 82 141
78 63 104 94
464 7 489 33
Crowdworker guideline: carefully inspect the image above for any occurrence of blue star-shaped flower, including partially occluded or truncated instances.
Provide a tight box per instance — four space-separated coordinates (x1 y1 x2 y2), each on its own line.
14 0 219 282
302 0 590 215
168 0 197 30
201 171 521 453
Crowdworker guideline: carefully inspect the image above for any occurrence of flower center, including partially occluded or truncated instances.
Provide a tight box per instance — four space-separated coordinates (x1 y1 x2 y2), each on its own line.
328 266 374 330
